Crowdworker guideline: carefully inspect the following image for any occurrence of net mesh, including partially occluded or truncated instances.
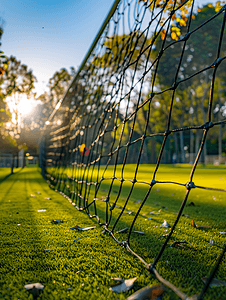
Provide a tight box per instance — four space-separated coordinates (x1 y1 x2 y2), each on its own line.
40 0 226 298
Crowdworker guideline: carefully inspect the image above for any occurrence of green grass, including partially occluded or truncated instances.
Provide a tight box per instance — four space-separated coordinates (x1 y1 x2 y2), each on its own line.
0 165 226 299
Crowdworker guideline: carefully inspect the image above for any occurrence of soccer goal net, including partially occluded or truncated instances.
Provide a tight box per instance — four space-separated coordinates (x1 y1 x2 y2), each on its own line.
40 0 226 298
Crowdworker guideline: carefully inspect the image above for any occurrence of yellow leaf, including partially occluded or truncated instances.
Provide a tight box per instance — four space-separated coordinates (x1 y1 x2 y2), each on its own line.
215 6 221 12
192 14 195 19
171 32 178 40
161 29 166 40
197 8 201 12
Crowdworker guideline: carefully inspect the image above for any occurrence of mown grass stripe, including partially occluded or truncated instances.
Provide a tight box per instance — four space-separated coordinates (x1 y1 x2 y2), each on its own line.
0 166 226 299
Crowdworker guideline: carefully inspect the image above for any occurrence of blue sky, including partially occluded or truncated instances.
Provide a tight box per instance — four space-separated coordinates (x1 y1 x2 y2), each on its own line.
0 0 115 96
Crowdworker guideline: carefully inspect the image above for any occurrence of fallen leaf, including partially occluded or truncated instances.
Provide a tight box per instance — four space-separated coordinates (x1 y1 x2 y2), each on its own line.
51 220 63 224
160 220 170 228
68 287 73 291
70 225 95 231
24 283 44 291
116 227 129 234
73 238 81 242
202 277 226 288
133 231 145 235
45 197 51 200
210 238 214 246
148 211 160 215
191 220 196 228
182 214 189 217
147 217 153 220
44 249 57 251
135 200 141 203
126 284 165 300
24 283 44 298
109 277 137 293
187 202 195 206
169 240 195 249
198 225 211 229
30 194 36 197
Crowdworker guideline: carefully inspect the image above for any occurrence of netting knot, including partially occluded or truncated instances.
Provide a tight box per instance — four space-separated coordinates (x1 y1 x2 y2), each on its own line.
201 121 214 130
119 241 128 247
150 179 156 187
104 196 109 202
146 263 155 274
181 32 191 42
185 181 195 190
110 203 116 211
132 178 137 183
164 130 171 136
210 57 223 68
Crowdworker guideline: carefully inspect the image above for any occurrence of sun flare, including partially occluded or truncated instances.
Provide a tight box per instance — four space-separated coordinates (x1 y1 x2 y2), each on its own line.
7 93 35 118
17 97 33 116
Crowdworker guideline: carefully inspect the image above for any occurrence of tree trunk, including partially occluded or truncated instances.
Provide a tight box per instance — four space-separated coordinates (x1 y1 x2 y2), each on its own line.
11 156 14 174
190 130 194 163
179 131 185 163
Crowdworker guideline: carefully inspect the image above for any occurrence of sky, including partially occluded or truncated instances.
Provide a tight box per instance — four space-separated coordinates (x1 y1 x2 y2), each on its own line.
0 0 115 97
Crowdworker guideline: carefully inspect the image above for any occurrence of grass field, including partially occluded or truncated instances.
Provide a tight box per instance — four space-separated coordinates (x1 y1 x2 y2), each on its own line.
1 165 226 299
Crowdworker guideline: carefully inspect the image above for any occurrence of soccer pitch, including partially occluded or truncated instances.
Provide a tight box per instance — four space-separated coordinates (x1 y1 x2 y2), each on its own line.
0 165 225 299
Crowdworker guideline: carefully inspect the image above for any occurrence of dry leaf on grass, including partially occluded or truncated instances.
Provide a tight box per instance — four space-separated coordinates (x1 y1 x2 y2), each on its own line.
191 220 196 228
24 283 44 290
187 202 195 206
202 277 226 288
73 238 81 242
210 238 214 246
133 231 145 235
198 225 212 229
161 234 169 238
44 248 57 251
116 206 124 209
169 240 195 249
116 227 129 234
160 220 170 228
24 283 44 298
109 277 137 293
126 284 165 300
148 211 160 215
51 219 63 224
70 225 96 231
